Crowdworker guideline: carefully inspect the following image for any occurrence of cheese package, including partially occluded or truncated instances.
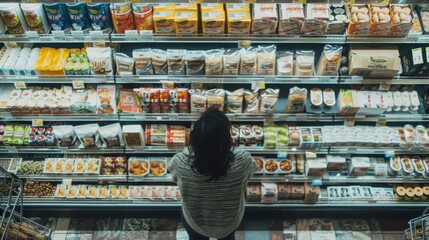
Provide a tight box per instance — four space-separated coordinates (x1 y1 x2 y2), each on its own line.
226 4 250 13
202 11 225 34
175 11 198 35
201 3 224 12
252 4 278 34
3 48 21 76
13 47 31 75
35 47 55 76
278 4 304 35
25 48 40 76
153 10 175 33
227 12 251 34
175 3 197 11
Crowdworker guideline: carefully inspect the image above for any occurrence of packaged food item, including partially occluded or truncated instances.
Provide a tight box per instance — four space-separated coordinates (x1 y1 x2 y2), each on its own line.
74 159 86 174
133 48 153 75
99 123 124 148
160 89 170 113
264 159 278 173
252 4 278 34
151 49 168 75
401 156 414 175
226 88 243 113
20 4 50 34
316 45 342 76
201 3 223 12
279 159 294 173
277 51 294 75
44 3 72 32
87 3 113 33
295 50 315 76
52 125 75 147
189 89 206 113
323 89 336 110
205 49 224 75
277 183 291 200
326 4 349 34
300 127 314 148
230 124 240 147
118 88 141 113
86 159 101 174
305 158 327 176
110 3 135 34
412 156 425 176
326 155 345 171
420 7 429 34
291 184 305 199
389 4 413 36
304 183 320 203
243 89 259 114
277 125 289 147
388 156 402 176
167 49 186 75
153 3 175 11
0 3 29 34
96 85 116 114
128 158 149 176
348 157 370 176
402 48 425 76
256 45 276 75
253 157 264 173
369 5 391 36
239 125 252 146
70 88 98 113
74 124 100 148
305 4 329 35
87 47 113 75
246 183 261 202
185 51 204 75
149 159 167 176
175 11 198 35
201 11 225 34
14 47 31 75
54 159 65 173
55 184 68 198
175 3 197 11
109 185 119 198
261 183 278 203
133 4 153 31
310 88 323 110
240 47 257 75
263 125 277 149
153 10 175 33
146 124 167 146
288 126 301 147
43 158 55 174
169 88 189 113
227 12 251 34
347 4 370 35
278 4 304 35
204 89 224 111
259 88 279 114
285 86 307 113
66 3 92 32
115 53 134 75
223 48 241 75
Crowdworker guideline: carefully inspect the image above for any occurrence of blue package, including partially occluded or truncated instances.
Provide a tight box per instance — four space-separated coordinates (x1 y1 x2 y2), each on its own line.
43 3 72 32
66 3 92 32
87 3 112 33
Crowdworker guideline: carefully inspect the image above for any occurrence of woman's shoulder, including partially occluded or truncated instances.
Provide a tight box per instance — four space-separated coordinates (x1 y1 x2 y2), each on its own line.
232 149 252 161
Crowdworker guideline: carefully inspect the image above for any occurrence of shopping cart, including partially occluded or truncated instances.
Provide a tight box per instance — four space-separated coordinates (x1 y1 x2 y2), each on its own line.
406 206 429 240
0 163 52 240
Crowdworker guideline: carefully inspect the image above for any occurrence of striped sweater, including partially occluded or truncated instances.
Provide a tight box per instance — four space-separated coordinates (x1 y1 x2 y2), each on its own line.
169 147 257 239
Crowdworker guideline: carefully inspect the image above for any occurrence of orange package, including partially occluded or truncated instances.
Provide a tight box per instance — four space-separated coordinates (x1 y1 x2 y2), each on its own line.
133 4 153 31
118 88 142 113
111 3 135 34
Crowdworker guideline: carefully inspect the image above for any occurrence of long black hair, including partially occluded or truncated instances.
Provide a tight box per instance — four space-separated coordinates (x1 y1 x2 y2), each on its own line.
188 108 234 181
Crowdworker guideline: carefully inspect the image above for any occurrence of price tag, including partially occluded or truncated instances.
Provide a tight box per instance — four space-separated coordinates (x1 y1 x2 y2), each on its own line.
251 80 265 90
238 40 251 49
305 151 317 159
26 31 39 39
344 118 355 126
32 119 43 127
242 0 256 3
129 0 140 3
277 151 288 158
90 30 103 39
71 30 84 38
376 118 387 127
311 179 322 186
189 0 203 3
5 42 19 48
162 81 175 89
191 81 203 89
125 30 139 40
78 0 92 3
379 82 391 91
14 82 26 89
62 178 72 185
385 150 395 158
140 30 154 41
6 146 17 153
52 30 66 39
72 80 85 89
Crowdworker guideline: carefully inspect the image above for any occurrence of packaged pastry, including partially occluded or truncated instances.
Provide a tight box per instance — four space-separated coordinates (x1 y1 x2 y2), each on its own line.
128 158 149 176
246 183 261 202
285 86 307 113
227 12 251 34
133 48 153 75
347 4 370 35
167 49 186 75
186 51 205 75
243 89 259 114
99 123 124 148
389 4 413 36
53 125 76 147
118 88 141 113
110 3 135 34
133 4 153 31
348 157 370 176
0 3 28 34
206 89 225 111
74 124 100 148
295 50 315 76
305 158 327 176
87 47 113 75
310 88 323 110
77 185 88 198
151 49 168 75
278 4 304 35
201 11 225 34
369 5 391 36
118 186 128 199
259 88 279 114
55 184 68 198
261 183 278 203
223 49 241 75
296 154 305 174
97 186 108 199
256 45 276 75
251 125 264 146
251 4 278 34
109 185 119 199
277 51 294 75
205 49 224 75
303 4 329 35
87 3 113 33
67 185 77 198
115 53 134 75
316 45 342 76
189 89 207 113
239 47 257 75
323 89 336 110
226 88 243 113
175 11 198 35
123 125 145 147
239 125 252 146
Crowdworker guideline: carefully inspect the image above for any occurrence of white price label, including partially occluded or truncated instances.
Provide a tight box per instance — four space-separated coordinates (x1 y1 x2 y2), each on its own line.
344 118 355 126
378 82 391 91
140 30 153 41
14 82 26 89
71 30 84 37
72 81 85 89
161 81 175 89
125 30 139 40
412 48 424 65
277 151 288 158
26 31 39 39
32 119 43 127
62 178 72 185
52 30 66 39
238 40 251 49
90 30 103 39
305 151 317 159
251 80 265 90
376 118 387 127
191 81 203 89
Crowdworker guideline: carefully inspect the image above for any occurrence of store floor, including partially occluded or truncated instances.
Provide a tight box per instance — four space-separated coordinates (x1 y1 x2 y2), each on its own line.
31 217 408 240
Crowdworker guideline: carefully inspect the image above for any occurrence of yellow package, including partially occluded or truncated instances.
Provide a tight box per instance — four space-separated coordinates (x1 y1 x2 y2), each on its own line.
175 3 197 11
201 3 224 11
153 3 175 11
202 11 225 34
49 48 71 75
153 10 176 33
35 47 55 75
175 11 198 35
226 4 250 13
227 12 251 34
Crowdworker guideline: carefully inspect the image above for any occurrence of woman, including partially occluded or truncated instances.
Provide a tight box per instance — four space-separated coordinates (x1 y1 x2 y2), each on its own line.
169 108 257 240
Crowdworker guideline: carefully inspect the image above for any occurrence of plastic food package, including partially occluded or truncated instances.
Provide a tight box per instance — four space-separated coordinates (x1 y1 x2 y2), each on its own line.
118 88 141 113
123 125 145 147
295 50 315 76
243 89 259 114
348 4 370 36
87 3 112 33
169 88 189 113
223 49 241 75
74 124 101 148
44 3 72 32
259 89 279 114
316 45 342 76
369 5 391 36
70 88 98 113
303 4 329 35
277 51 294 75
149 159 167 176
278 4 304 35
246 183 261 202
87 47 113 75
205 49 224 75
251 4 278 34
3 48 21 75
97 85 117 114
151 49 168 75
189 89 207 113
153 10 175 33
0 3 28 34
167 49 186 75
133 4 153 31
133 48 153 75
115 53 134 75
286 86 307 113
14 48 31 75
53 125 76 147
257 45 276 75
227 12 251 34
99 123 124 148
185 51 205 75
261 182 278 203
20 3 50 34
240 47 257 75
110 3 135 34
226 88 243 113
128 158 149 176
206 89 225 111
66 3 92 32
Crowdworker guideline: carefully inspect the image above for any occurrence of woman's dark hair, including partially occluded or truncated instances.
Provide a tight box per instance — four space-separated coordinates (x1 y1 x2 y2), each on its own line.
188 108 234 181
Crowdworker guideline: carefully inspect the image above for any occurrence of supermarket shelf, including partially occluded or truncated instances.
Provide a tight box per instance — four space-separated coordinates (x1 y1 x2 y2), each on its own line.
0 113 119 122
322 175 429 184
335 114 429 122
329 146 429 155
346 35 423 44
340 76 429 85
0 146 124 154
0 32 110 43
19 175 127 183
116 75 339 84
0 75 114 84
6 0 429 4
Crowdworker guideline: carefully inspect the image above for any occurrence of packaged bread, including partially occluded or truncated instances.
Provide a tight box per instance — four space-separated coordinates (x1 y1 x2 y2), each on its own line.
226 88 243 113
251 4 278 34
189 89 207 113
206 89 225 111
303 4 329 35
133 48 153 75
316 45 342 76
285 86 307 113
223 48 241 75
153 10 175 33
295 50 315 76
201 11 225 35
259 88 279 114
115 53 134 76
151 49 168 75
87 47 113 75
175 11 198 35
347 4 370 35
243 89 259 114
227 12 251 34
256 45 276 75
277 51 294 75
205 49 224 75
186 50 204 75
167 49 186 75
246 183 261 202
279 4 304 35
240 47 257 75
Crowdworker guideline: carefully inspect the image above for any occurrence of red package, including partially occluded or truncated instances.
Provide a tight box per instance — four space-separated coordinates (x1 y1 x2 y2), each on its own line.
118 88 141 113
111 3 135 34
149 88 161 113
160 89 170 113
177 88 189 113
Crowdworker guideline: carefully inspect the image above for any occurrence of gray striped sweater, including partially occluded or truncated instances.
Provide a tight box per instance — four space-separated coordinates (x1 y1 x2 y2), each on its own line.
169 147 257 238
